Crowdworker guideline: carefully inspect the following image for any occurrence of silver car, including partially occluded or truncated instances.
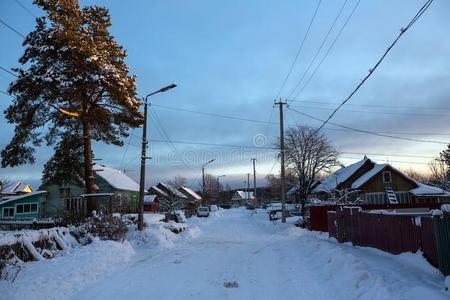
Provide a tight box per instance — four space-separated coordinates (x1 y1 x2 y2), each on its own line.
197 206 209 217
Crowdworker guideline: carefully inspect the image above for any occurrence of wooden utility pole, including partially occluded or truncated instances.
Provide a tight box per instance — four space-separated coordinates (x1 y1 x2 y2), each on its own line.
251 158 257 201
275 99 287 223
138 98 149 231
247 173 250 200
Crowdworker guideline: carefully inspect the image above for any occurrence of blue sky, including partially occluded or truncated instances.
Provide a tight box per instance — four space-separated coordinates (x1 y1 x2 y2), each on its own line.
0 0 449 189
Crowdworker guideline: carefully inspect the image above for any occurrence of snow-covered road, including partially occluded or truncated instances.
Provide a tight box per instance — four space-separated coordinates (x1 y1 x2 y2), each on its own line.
2 208 448 299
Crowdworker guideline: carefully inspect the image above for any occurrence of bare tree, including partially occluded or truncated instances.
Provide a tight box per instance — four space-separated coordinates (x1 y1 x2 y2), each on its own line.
0 177 13 194
158 195 186 214
167 175 187 189
402 168 427 182
429 158 449 190
284 126 340 211
265 172 297 199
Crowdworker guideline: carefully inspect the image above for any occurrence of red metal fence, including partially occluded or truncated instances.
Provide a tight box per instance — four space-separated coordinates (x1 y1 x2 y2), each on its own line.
310 203 442 232
327 206 439 267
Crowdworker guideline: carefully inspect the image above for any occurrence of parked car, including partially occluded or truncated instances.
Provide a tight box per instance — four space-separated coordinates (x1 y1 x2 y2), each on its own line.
210 205 219 212
197 206 210 217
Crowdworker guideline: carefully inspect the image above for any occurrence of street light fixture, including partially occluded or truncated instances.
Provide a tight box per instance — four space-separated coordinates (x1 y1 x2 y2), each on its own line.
201 159 215 206
138 83 177 231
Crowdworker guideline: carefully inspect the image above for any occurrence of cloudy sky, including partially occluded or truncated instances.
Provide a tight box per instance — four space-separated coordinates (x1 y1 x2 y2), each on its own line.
0 0 449 190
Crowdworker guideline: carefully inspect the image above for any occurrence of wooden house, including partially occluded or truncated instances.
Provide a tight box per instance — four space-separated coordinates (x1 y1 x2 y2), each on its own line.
178 186 202 216
42 164 142 217
312 157 450 204
1 182 33 197
230 191 255 206
0 191 48 220
144 195 159 212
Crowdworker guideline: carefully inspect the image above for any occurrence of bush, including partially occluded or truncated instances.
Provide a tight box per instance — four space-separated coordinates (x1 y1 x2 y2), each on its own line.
72 213 130 243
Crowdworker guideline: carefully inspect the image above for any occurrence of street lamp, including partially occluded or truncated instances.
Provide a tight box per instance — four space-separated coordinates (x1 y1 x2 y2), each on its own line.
201 159 215 206
138 83 177 231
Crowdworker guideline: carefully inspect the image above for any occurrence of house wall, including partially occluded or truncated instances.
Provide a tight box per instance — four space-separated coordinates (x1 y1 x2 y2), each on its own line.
43 174 141 216
43 183 85 217
0 193 45 220
359 168 416 194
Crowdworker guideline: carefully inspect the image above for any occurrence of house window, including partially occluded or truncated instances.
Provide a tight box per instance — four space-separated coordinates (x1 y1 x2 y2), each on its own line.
3 207 14 218
16 203 38 214
383 171 392 183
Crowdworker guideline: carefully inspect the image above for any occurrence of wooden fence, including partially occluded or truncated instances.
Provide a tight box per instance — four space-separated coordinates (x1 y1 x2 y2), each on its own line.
327 206 450 275
310 203 442 232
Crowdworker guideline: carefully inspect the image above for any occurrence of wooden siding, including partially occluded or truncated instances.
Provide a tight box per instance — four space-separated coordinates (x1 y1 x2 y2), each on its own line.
0 193 46 220
359 166 416 194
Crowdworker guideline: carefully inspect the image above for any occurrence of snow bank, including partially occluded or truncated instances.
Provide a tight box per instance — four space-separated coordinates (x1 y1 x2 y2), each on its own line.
0 239 135 300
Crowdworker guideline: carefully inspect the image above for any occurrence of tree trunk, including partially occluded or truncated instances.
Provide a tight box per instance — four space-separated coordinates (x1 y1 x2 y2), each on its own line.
82 118 96 214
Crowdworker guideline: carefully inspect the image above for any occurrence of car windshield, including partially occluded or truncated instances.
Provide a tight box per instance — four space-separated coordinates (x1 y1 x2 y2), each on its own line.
199 208 208 211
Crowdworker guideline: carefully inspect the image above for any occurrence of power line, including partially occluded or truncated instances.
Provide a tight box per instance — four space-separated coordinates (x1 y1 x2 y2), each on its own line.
288 106 448 145
287 99 450 111
293 0 362 99
14 0 38 18
0 66 18 78
152 103 277 125
0 18 25 38
289 104 450 118
150 100 450 137
340 151 435 159
312 0 434 135
275 0 322 99
341 156 430 165
286 0 349 99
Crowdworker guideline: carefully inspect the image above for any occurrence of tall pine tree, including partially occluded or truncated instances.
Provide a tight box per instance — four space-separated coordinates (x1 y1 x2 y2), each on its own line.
2 0 143 205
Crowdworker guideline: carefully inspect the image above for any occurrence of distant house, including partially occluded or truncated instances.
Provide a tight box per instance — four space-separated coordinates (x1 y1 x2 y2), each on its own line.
312 157 450 204
43 164 143 217
1 182 33 197
148 183 200 215
144 195 159 212
178 186 202 216
0 191 48 220
231 191 255 202
286 180 321 203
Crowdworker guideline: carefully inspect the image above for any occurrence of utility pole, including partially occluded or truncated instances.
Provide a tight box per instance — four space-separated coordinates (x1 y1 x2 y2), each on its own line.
138 98 149 231
251 158 257 202
247 173 250 200
138 83 177 231
275 99 287 223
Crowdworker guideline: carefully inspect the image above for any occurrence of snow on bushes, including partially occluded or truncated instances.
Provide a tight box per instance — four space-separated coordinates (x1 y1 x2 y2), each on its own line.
71 213 130 244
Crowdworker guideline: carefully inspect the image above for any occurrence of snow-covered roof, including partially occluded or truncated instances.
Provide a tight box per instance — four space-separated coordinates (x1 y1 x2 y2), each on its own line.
351 164 388 189
314 158 369 193
410 182 450 196
232 191 254 200
149 186 169 199
0 191 48 206
10 182 33 193
93 164 141 192
158 182 187 199
144 195 157 203
287 185 299 196
178 186 202 200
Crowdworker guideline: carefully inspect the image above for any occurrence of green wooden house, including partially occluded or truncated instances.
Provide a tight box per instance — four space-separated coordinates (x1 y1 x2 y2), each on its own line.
0 191 48 220
42 164 142 217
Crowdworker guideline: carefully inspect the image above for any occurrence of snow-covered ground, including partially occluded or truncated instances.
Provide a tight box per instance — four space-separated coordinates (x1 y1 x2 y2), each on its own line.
1 208 448 299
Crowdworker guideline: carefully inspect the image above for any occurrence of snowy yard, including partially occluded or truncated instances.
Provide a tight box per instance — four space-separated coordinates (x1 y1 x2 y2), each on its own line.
0 208 448 300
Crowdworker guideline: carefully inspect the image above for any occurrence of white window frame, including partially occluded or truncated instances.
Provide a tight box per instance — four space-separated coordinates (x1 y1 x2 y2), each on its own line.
383 171 392 183
3 207 14 218
15 202 39 214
